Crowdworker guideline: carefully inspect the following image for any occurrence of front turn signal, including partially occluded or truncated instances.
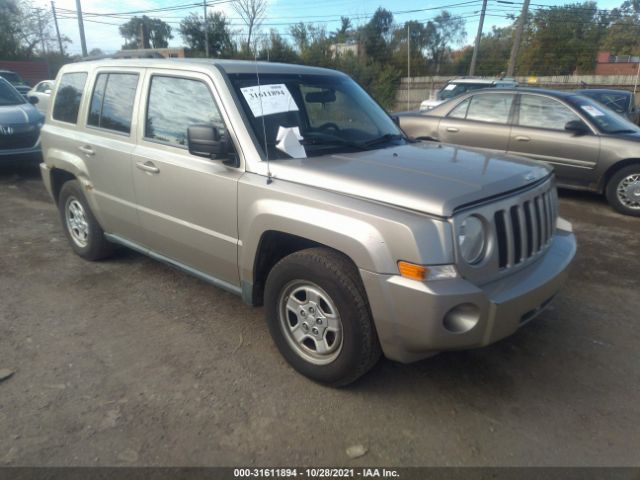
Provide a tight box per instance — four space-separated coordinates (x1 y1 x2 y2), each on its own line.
398 261 427 281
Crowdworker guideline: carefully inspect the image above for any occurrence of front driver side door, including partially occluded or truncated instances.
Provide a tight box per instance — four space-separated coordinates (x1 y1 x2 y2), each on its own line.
132 71 243 287
507 93 601 185
438 92 516 152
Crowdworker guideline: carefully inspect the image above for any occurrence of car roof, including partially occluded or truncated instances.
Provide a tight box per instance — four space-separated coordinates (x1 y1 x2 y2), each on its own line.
447 77 516 85
61 58 343 77
575 88 632 95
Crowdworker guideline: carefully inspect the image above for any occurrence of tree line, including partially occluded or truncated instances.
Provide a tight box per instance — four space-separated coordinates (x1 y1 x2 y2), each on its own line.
2 0 640 108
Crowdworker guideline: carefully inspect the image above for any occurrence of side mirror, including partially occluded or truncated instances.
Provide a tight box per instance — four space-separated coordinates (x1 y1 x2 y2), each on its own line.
28 95 39 105
187 125 227 159
565 119 589 135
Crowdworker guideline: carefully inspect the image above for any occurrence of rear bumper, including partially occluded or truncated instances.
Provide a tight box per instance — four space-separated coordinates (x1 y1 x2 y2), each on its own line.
361 226 577 363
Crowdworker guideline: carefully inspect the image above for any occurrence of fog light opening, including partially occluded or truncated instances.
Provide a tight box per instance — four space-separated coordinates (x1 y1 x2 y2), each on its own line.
443 303 480 334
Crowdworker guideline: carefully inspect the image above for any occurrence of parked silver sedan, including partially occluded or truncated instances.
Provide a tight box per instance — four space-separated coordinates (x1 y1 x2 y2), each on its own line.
398 88 640 216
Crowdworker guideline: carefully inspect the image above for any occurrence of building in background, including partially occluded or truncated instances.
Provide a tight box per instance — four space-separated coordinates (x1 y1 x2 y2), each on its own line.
595 52 640 75
0 61 49 87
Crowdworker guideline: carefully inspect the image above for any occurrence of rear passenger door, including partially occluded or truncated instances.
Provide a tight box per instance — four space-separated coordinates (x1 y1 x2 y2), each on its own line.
438 92 515 152
131 70 242 287
50 69 143 242
82 69 144 241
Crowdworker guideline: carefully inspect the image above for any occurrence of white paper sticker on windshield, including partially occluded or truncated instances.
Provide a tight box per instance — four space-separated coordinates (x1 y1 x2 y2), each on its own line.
444 84 457 91
275 126 306 158
240 84 299 118
581 105 605 117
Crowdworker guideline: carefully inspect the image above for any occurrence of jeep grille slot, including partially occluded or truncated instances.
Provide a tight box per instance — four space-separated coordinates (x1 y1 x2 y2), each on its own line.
495 189 557 269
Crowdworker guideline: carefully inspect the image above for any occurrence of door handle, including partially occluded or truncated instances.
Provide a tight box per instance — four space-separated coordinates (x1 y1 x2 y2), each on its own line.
78 145 95 156
136 161 160 174
446 127 459 133
514 135 530 142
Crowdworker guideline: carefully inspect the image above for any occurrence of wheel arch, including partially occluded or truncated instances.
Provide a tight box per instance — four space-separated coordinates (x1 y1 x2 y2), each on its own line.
599 158 640 193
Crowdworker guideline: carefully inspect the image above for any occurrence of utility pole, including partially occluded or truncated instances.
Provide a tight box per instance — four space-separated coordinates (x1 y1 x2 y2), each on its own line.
203 0 209 57
507 0 530 77
407 23 410 111
51 1 64 55
469 0 488 76
75 0 88 56
36 9 46 55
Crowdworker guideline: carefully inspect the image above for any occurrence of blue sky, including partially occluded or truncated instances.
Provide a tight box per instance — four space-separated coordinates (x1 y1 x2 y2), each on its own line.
39 0 623 55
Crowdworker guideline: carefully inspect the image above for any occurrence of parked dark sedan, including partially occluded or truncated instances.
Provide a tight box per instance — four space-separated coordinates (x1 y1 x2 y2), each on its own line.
576 88 639 125
0 77 44 163
398 88 640 216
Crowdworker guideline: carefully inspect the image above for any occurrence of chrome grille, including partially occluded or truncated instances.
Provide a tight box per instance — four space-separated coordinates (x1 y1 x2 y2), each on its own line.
494 188 557 269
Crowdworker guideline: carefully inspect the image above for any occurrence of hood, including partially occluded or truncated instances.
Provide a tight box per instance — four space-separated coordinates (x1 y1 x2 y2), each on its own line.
420 99 444 110
268 142 551 217
604 131 640 141
0 103 43 125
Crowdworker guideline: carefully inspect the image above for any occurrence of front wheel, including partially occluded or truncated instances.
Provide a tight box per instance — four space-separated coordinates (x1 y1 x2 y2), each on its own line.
264 248 381 386
605 165 640 216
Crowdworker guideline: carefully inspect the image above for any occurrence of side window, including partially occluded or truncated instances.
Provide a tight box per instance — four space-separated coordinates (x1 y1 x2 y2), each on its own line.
518 95 580 130
52 72 87 123
145 76 226 148
87 73 138 134
448 98 470 119
465 93 515 124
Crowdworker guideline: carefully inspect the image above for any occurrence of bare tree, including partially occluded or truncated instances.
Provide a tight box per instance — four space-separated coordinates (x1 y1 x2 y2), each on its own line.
233 0 268 53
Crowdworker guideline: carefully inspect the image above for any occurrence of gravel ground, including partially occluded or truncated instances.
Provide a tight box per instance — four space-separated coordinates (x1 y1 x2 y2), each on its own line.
0 164 638 467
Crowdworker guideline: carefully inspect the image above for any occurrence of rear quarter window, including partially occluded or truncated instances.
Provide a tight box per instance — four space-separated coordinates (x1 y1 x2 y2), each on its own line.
52 72 88 124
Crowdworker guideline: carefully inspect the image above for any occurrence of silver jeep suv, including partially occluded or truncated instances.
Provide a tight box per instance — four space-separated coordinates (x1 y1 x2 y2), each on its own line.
40 59 576 385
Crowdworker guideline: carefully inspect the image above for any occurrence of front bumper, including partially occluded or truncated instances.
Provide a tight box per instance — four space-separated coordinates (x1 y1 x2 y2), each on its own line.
361 226 577 363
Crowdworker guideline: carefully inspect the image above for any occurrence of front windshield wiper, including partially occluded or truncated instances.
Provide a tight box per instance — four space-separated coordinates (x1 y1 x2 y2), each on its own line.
360 133 404 148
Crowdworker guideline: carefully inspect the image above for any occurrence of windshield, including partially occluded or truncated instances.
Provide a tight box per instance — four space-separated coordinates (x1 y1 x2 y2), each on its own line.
577 91 631 114
439 83 489 101
568 95 640 134
0 72 23 84
228 72 405 159
0 79 26 106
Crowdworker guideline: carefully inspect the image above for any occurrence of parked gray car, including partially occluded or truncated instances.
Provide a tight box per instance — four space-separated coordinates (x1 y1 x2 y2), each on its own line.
399 88 640 216
40 60 576 385
0 77 44 163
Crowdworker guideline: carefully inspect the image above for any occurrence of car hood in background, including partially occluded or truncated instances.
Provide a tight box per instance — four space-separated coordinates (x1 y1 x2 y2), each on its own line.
0 103 43 125
269 142 551 217
420 99 444 110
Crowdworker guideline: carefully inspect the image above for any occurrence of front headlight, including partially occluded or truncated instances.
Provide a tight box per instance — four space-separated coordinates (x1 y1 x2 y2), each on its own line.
458 216 486 264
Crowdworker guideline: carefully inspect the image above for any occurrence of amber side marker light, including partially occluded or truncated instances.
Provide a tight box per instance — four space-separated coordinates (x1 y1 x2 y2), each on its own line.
398 261 427 281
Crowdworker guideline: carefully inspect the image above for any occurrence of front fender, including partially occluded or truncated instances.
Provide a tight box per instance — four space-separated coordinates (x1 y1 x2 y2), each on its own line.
239 198 394 284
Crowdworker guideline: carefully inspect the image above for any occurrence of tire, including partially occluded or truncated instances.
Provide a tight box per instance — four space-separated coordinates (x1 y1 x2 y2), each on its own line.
264 247 381 387
605 165 640 216
58 180 114 260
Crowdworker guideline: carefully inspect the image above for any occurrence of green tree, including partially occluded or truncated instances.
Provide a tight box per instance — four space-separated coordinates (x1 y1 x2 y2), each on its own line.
334 17 352 43
179 12 235 57
424 11 467 74
601 1 640 55
0 0 70 59
119 15 173 49
361 8 394 63
258 30 299 63
518 2 607 75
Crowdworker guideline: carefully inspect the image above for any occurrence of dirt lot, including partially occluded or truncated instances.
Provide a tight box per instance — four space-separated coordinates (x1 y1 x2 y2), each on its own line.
0 164 638 467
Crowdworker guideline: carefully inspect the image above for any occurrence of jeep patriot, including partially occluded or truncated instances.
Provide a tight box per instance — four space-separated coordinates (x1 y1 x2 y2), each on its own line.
40 59 577 385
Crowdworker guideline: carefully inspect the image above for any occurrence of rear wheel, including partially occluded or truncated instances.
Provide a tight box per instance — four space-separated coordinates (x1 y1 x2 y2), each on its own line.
606 165 640 216
264 247 381 386
58 180 114 260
